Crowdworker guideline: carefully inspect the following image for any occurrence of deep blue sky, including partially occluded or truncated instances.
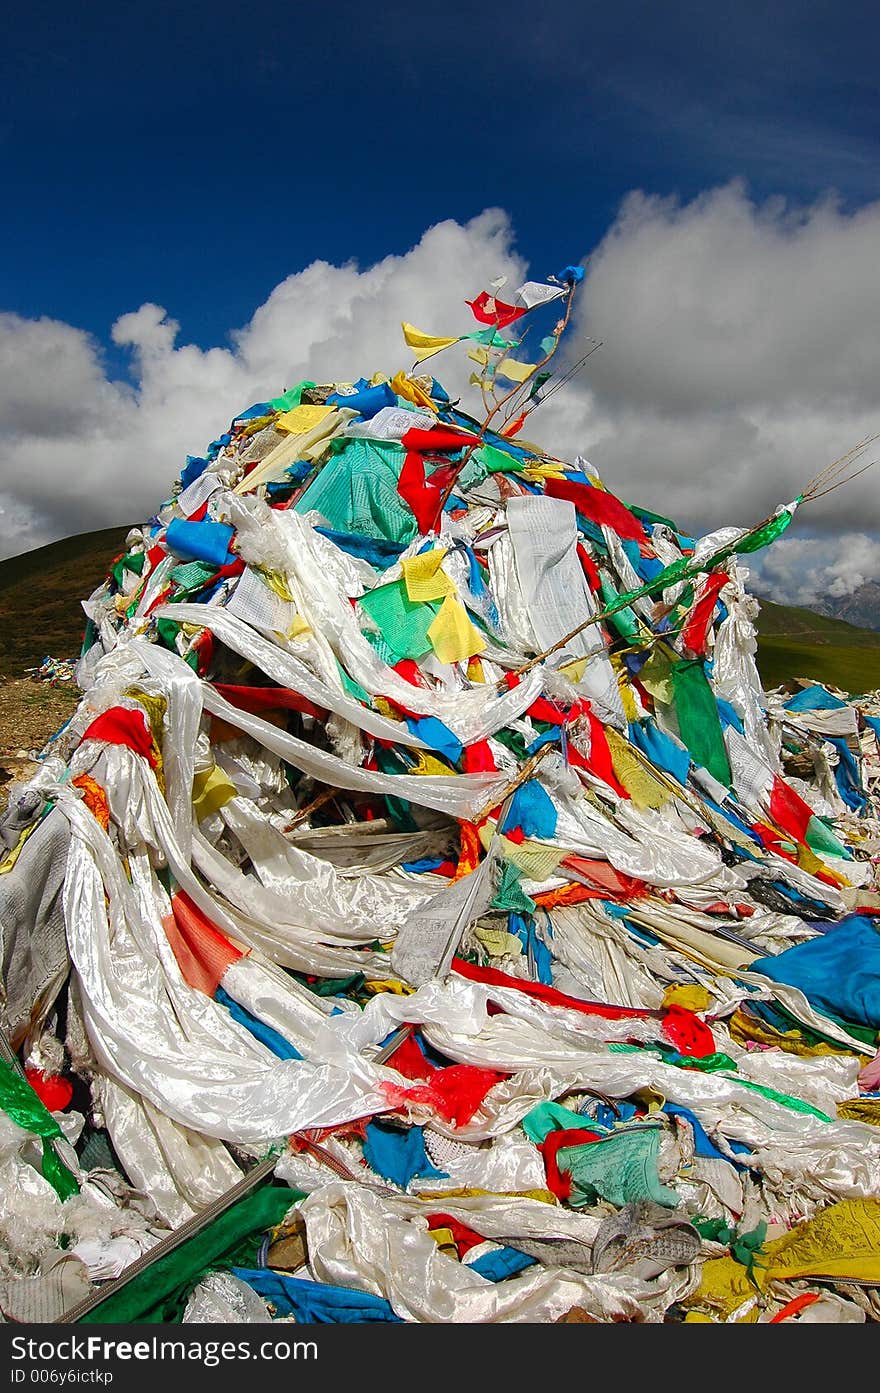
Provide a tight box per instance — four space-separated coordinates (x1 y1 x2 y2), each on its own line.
3 0 879 356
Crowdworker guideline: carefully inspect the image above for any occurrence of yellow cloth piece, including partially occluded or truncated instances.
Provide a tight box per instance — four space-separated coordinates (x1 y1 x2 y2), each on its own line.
362 979 414 997
192 764 238 820
474 927 524 958
837 1099 880 1126
690 1199 880 1320
401 548 453 602
126 688 167 795
275 404 334 435
412 751 456 777
478 822 564 880
401 322 461 363
686 1254 766 1321
727 1006 865 1060
390 372 437 412
496 357 538 384
612 665 640 725
466 656 486 683
662 983 711 1012
503 839 565 881
631 1085 666 1113
559 657 588 685
796 841 848 886
427 595 485 664
0 824 35 875
373 697 404 723
469 372 493 390
416 1188 557 1205
253 567 295 603
521 464 568 482
761 1200 880 1283
426 1227 458 1253
638 650 675 704
605 727 669 809
287 615 312 641
467 347 490 367
241 413 274 436
127 688 167 744
234 410 346 492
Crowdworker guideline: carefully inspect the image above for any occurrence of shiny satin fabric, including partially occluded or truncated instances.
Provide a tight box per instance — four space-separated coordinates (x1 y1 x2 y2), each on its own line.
297 1181 697 1322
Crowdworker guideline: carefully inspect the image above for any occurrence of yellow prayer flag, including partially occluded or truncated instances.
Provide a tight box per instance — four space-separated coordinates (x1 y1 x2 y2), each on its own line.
469 372 496 391
401 322 461 363
401 548 453 602
662 983 711 1012
362 979 414 996
501 839 565 881
558 656 588 685
412 751 457 776
274 404 334 435
427 594 486 664
475 927 524 958
467 346 490 366
477 822 564 878
762 1199 880 1284
287 615 312 641
192 764 238 820
496 357 538 384
605 726 668 808
390 372 437 412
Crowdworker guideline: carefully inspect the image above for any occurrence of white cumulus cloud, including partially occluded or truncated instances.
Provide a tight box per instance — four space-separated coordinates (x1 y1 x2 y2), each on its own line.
0 186 878 615
748 532 880 606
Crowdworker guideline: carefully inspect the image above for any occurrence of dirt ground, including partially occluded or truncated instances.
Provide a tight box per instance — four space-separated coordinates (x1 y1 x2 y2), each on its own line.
0 676 80 806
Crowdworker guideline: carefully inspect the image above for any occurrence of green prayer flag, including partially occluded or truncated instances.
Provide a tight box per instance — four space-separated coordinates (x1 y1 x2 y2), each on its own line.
671 660 733 787
0 1059 79 1200
269 381 316 412
557 1127 679 1210
718 1073 832 1121
733 507 799 555
608 508 798 619
490 860 537 914
528 371 552 400
295 438 417 545
358 581 439 661
81 1185 303 1324
598 576 641 641
479 443 522 474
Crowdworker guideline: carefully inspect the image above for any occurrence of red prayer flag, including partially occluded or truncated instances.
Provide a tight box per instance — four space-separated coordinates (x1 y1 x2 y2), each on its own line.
545 476 646 542
451 957 652 1020
80 707 156 767
465 291 527 328
768 774 814 847
682 572 729 656
213 683 326 722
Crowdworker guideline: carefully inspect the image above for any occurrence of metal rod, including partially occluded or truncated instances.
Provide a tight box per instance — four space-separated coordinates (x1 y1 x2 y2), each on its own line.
55 1151 281 1324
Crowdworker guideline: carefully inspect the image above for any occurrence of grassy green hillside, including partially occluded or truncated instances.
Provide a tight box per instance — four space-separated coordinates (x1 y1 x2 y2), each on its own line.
755 598 880 693
1 529 878 694
0 527 130 676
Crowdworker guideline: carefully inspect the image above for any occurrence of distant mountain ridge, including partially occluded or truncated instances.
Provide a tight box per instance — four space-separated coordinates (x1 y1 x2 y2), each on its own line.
809 580 880 633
